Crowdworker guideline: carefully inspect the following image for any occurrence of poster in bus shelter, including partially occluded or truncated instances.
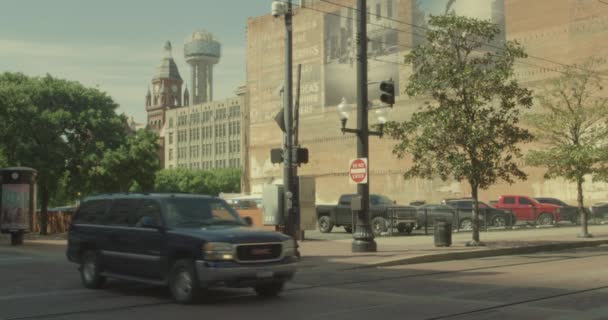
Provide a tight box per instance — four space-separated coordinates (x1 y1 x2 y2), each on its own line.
1 184 30 231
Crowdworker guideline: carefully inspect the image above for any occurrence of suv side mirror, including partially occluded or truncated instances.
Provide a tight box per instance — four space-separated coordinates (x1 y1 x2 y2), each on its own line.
243 216 253 226
139 216 162 229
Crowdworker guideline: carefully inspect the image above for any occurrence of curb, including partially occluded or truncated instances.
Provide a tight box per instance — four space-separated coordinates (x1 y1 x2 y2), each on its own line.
356 239 608 269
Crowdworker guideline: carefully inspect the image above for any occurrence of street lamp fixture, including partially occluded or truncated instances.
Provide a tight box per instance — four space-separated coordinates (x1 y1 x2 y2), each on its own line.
338 97 389 137
337 97 352 131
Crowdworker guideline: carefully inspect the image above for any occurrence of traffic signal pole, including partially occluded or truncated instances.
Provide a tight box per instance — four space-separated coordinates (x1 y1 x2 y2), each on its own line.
282 0 299 239
353 0 377 252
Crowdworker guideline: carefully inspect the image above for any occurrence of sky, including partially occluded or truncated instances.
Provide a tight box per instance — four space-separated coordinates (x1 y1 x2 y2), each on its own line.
0 0 269 123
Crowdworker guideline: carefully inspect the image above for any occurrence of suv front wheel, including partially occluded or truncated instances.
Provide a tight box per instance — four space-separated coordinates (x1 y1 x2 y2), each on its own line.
80 250 106 289
169 259 203 304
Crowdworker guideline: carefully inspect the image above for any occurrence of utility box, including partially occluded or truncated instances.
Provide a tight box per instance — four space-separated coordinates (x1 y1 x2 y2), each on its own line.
298 176 316 230
262 184 284 226
0 167 37 245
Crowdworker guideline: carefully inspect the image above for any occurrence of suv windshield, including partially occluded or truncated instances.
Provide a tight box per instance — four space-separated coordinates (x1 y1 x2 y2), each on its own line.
163 197 245 228
370 195 394 205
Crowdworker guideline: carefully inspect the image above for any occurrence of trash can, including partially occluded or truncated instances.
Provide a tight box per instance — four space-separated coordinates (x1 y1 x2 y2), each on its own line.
0 167 37 246
434 218 452 247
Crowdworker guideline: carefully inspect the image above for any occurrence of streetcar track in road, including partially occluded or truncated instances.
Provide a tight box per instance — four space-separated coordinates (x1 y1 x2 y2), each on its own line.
4 248 608 320
287 249 608 291
423 285 608 320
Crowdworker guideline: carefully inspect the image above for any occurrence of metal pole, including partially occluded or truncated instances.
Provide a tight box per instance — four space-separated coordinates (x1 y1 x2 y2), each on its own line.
283 0 295 238
352 0 376 252
293 64 302 240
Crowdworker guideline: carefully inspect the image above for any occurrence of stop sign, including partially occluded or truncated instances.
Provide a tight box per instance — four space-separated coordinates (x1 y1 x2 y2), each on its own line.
349 158 368 184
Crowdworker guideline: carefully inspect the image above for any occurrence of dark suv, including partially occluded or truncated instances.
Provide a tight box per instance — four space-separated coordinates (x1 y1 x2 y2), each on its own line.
67 193 298 304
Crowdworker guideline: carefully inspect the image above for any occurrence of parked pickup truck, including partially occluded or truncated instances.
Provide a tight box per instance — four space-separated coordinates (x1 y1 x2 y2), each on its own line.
493 195 561 225
316 194 417 236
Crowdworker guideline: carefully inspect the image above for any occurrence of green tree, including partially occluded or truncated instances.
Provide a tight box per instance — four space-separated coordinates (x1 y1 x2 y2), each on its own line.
90 129 160 193
384 15 533 245
525 58 608 238
0 73 126 234
154 168 241 196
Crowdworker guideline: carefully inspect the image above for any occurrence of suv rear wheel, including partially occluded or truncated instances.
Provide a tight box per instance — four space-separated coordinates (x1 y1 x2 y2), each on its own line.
459 218 473 231
371 217 388 236
491 216 506 227
169 259 203 304
318 216 334 233
537 213 554 226
80 250 106 289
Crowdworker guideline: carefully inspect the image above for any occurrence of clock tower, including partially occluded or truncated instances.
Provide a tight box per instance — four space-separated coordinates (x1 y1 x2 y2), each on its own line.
146 41 183 167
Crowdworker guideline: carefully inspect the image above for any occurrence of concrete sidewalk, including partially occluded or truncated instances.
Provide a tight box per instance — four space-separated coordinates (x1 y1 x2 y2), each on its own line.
297 225 608 269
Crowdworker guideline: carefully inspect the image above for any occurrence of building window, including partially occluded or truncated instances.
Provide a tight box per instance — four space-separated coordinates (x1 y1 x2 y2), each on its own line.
169 133 173 144
376 3 381 20
386 0 393 18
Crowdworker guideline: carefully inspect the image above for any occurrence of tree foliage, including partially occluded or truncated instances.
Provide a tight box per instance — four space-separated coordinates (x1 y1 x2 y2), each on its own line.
90 129 160 193
525 58 608 237
384 15 533 245
155 168 241 196
0 73 129 233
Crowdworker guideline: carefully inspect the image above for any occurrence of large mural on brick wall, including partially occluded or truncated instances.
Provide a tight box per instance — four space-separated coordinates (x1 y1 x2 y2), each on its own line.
323 0 402 108
415 0 506 45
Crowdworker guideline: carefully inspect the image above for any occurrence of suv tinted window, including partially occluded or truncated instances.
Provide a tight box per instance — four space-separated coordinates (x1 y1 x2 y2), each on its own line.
104 199 140 226
519 197 532 205
503 197 516 204
339 195 353 205
163 197 244 228
73 200 108 224
133 200 162 227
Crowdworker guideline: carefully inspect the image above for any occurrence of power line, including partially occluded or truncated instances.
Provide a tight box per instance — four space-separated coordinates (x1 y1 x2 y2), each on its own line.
281 0 607 81
317 0 604 77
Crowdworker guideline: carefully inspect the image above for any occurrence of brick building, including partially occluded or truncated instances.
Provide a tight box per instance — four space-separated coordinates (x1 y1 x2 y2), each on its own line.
245 0 608 204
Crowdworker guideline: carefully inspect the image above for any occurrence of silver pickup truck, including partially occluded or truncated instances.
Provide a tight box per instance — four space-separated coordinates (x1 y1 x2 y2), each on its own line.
316 194 418 236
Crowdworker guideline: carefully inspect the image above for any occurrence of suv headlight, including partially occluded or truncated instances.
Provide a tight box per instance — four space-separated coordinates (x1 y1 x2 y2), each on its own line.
203 242 234 261
282 239 298 257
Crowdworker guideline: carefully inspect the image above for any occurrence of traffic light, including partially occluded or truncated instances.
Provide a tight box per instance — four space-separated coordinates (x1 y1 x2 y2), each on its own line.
293 147 309 165
379 80 395 106
270 147 309 165
270 148 283 164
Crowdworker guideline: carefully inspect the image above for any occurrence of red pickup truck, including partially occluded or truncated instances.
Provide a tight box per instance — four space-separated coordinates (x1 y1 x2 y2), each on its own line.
493 195 561 225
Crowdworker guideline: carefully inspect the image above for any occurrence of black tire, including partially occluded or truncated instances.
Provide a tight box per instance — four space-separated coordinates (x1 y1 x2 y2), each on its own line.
397 224 413 234
318 216 334 233
80 250 106 289
491 215 507 228
459 218 473 231
344 226 353 233
169 259 202 304
371 217 387 236
254 282 284 297
10 232 24 246
537 213 554 226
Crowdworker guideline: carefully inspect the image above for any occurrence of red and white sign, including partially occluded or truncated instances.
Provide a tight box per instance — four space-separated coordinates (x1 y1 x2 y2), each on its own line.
349 158 368 184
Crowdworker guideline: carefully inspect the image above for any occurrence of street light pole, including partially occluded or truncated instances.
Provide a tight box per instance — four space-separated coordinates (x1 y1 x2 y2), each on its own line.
353 0 377 253
283 0 296 238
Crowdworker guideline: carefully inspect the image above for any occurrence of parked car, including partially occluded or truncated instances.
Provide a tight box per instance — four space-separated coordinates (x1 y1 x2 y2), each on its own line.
493 195 561 225
590 201 608 221
316 194 417 236
67 193 298 304
534 197 587 223
442 199 514 229
415 204 456 229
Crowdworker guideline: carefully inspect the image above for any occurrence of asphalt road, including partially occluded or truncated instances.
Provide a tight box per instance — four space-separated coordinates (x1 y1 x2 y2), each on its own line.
1 242 607 320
